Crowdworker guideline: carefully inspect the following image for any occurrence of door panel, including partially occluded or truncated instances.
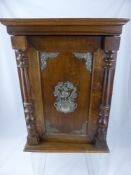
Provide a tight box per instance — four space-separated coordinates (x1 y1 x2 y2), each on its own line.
27 36 103 143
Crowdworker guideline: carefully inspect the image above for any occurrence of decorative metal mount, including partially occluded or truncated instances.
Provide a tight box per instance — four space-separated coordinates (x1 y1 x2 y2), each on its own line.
53 81 77 113
73 52 93 72
40 52 59 70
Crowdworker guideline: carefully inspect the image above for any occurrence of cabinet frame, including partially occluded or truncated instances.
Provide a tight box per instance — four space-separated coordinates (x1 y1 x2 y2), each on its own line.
0 18 128 153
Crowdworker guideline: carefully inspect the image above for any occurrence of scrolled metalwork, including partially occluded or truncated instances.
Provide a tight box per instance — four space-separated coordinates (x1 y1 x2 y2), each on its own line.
53 81 77 113
73 52 93 72
40 52 59 70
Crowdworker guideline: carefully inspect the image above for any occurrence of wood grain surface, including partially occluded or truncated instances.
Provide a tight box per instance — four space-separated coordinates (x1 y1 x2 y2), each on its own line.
1 18 128 152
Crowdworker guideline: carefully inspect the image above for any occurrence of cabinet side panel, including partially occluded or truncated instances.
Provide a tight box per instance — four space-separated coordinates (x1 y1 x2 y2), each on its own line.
27 46 45 137
88 49 104 140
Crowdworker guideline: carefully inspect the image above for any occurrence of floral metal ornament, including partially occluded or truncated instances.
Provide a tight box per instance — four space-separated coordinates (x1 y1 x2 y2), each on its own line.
73 52 93 72
53 81 77 113
40 52 59 70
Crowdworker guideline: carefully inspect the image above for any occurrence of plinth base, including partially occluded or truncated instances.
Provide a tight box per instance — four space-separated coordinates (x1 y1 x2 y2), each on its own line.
24 141 109 153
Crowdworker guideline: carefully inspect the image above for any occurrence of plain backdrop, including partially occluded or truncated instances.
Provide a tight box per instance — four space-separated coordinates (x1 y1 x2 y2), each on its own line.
0 0 131 175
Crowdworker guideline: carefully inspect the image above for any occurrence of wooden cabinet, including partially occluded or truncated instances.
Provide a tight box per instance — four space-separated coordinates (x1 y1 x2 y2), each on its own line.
0 18 128 153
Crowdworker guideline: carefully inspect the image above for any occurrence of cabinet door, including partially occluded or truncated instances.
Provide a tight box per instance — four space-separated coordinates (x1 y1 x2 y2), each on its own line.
27 36 103 143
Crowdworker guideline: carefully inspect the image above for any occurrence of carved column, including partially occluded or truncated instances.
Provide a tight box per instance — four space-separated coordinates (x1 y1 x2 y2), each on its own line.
94 37 120 147
11 36 39 145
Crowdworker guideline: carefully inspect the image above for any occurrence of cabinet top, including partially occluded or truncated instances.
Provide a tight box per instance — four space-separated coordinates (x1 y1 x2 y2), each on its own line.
0 18 129 26
0 18 129 35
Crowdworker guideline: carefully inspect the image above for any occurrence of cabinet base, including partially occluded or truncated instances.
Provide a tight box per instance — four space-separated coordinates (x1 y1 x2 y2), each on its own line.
24 141 109 153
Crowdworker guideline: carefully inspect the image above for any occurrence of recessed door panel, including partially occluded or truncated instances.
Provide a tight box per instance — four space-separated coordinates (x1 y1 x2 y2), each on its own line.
28 36 103 143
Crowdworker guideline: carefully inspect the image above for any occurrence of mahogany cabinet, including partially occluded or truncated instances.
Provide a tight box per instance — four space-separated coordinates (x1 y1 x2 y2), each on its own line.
0 18 129 153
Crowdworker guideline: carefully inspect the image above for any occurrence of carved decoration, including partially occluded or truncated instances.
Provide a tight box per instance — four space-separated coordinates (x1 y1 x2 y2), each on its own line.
95 105 110 146
15 49 39 145
16 50 28 68
46 120 88 135
104 50 116 69
94 50 116 147
40 52 59 70
73 52 93 72
53 81 77 113
24 102 40 144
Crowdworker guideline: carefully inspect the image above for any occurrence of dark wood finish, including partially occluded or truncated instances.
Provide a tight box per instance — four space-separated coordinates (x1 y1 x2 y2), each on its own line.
0 18 128 25
0 18 129 35
11 36 40 145
94 37 120 147
0 18 128 153
24 141 109 153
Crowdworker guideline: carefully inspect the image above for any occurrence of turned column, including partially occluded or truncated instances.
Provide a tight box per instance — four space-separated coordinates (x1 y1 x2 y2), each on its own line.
95 36 120 147
11 36 40 145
